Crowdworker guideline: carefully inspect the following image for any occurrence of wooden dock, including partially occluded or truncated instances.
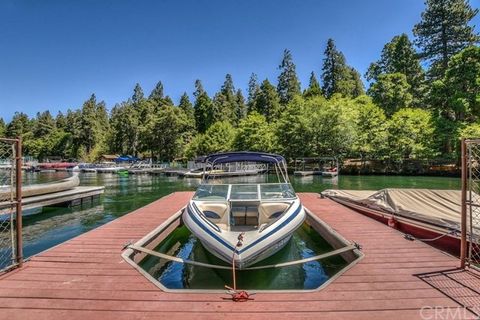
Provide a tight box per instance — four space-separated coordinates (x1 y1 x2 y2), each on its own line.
0 186 104 214
0 192 478 319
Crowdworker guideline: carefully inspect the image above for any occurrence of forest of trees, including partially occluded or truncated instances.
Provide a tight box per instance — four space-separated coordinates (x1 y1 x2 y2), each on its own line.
1 0 479 164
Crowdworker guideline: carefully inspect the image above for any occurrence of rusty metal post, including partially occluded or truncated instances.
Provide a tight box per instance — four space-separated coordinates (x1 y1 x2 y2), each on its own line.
15 137 22 267
460 138 467 268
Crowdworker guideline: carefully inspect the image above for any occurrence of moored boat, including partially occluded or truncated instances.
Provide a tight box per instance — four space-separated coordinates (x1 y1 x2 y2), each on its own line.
182 151 306 269
321 188 479 256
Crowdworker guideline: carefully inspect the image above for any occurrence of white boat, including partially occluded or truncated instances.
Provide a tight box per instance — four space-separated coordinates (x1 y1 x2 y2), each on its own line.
182 151 306 269
321 170 338 177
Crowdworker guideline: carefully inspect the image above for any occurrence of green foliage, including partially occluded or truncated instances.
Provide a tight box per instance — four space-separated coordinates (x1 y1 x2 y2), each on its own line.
366 34 425 105
386 108 436 160
350 96 388 159
179 92 195 127
431 46 480 121
247 73 260 112
6 112 32 138
185 121 236 158
413 0 479 79
303 72 322 98
252 79 282 122
368 73 413 116
459 122 480 138
234 112 276 152
321 39 364 98
132 83 145 104
143 105 189 161
277 49 301 104
193 80 214 133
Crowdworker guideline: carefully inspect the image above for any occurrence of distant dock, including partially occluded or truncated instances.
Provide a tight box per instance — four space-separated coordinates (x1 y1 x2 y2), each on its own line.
0 191 478 319
0 186 104 215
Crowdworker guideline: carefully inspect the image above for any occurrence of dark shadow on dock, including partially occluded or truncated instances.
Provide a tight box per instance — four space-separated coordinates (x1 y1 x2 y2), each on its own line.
416 268 480 317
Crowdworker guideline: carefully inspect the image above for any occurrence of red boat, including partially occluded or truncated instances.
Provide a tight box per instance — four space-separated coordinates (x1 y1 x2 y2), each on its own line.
321 189 478 257
38 162 77 169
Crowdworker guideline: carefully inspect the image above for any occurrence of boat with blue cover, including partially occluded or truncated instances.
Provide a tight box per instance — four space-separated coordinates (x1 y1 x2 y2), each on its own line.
182 151 306 269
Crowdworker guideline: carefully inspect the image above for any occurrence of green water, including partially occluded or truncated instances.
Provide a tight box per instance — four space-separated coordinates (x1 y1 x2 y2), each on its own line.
17 172 460 261
140 224 348 290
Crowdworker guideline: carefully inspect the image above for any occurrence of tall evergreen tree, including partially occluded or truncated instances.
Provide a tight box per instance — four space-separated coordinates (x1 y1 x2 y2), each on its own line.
55 111 67 130
277 49 301 104
368 73 413 116
321 39 363 98
303 72 322 98
247 73 260 112
193 80 214 133
254 79 282 122
212 74 240 123
34 111 56 137
413 0 479 79
235 89 247 121
347 67 366 98
6 112 31 138
132 83 144 105
149 81 164 102
179 92 195 123
366 34 425 105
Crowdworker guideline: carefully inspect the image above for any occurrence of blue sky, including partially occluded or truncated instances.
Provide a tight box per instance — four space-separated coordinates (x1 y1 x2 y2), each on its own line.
0 0 479 122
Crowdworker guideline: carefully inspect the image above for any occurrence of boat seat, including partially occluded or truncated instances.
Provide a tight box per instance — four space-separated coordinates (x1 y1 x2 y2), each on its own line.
196 203 229 226
231 206 259 226
245 206 258 225
258 203 290 225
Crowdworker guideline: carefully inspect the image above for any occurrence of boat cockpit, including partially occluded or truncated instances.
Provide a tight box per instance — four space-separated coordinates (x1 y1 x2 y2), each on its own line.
191 183 297 232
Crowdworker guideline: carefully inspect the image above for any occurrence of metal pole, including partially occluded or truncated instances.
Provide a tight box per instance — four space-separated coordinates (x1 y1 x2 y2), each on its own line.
460 138 467 268
15 138 22 267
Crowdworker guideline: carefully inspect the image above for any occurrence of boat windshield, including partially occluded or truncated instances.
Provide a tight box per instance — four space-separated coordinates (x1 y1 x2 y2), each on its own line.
193 183 296 201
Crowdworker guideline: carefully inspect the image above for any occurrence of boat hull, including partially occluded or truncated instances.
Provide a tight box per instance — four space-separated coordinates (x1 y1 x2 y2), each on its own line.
182 199 306 269
329 197 462 256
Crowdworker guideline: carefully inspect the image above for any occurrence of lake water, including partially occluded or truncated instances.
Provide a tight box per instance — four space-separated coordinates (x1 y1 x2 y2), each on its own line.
20 172 461 261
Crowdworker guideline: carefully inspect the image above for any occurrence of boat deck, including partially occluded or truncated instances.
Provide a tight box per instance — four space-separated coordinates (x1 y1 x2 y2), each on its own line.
0 192 478 319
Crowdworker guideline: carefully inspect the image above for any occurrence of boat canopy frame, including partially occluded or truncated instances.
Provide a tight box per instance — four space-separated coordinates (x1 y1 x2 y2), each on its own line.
200 151 290 183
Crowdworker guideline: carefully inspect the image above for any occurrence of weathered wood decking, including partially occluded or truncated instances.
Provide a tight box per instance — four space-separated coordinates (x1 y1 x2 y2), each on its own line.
0 192 476 319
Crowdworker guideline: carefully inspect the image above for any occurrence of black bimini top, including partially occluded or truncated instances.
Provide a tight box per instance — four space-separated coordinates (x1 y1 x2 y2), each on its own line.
203 151 286 165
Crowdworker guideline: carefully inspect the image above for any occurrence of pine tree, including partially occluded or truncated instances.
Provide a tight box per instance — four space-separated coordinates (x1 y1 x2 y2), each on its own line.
235 89 247 121
254 79 282 122
132 83 144 105
149 81 164 102
413 0 479 79
6 112 31 138
212 74 239 123
348 67 365 98
303 72 323 98
193 80 214 133
34 111 56 137
247 73 260 112
321 39 363 98
366 34 425 105
277 49 301 104
55 111 67 130
179 92 194 121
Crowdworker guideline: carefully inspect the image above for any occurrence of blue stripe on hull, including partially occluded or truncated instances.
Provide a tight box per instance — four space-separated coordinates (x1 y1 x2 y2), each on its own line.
185 202 304 256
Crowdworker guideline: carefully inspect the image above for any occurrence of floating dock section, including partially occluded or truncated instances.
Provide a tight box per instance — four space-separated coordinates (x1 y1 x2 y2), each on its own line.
0 192 478 319
0 186 104 214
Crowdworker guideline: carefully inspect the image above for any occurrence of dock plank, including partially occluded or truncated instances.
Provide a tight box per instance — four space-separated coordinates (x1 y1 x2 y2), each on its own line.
0 191 476 319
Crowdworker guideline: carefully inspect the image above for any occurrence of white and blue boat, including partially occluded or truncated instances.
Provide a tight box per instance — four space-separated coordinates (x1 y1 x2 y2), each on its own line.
182 151 306 269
